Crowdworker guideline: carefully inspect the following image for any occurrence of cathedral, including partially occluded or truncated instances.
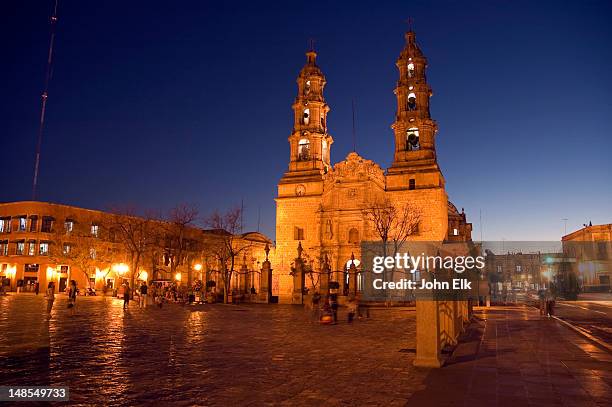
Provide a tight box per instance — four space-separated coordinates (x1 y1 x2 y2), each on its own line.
274 29 472 304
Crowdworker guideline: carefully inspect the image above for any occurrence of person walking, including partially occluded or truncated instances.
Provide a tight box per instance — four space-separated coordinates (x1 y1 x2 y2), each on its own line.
68 280 77 314
123 282 130 310
330 293 338 325
45 282 55 313
34 281 40 296
139 281 148 309
312 291 321 321
347 298 356 323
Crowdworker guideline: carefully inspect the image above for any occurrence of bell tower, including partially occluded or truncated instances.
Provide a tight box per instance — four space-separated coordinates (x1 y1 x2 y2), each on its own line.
387 29 444 191
281 49 333 182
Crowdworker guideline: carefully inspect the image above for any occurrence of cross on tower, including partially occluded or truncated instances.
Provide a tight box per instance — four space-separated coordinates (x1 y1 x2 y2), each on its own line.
405 17 414 32
308 38 315 51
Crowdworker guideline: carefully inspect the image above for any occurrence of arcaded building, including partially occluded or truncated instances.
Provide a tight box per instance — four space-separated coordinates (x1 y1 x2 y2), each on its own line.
274 29 472 303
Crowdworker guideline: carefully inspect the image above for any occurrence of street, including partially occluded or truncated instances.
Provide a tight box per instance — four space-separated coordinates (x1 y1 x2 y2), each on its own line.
555 294 612 346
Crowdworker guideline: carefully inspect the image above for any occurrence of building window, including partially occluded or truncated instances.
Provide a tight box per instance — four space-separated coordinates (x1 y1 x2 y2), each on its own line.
516 265 522 273
407 92 417 111
63 244 71 255
39 242 49 256
407 62 415 77
16 241 25 255
65 220 74 233
304 80 311 95
18 216 27 231
90 248 97 259
29 216 38 232
0 240 8 256
28 240 36 256
348 228 360 244
298 138 310 161
497 265 502 273
409 178 416 190
0 218 11 233
302 108 310 125
41 217 53 233
453 228 459 236
91 224 99 237
294 227 305 241
25 264 39 273
406 128 419 151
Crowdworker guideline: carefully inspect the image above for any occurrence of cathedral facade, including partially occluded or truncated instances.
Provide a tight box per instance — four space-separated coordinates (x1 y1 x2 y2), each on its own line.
274 29 472 303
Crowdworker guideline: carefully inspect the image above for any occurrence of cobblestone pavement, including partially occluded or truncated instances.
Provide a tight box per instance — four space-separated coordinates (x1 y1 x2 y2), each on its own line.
0 294 425 406
407 306 612 407
2 296 611 406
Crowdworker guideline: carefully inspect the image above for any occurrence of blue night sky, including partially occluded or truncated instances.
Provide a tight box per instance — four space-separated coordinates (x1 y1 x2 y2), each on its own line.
2 0 611 241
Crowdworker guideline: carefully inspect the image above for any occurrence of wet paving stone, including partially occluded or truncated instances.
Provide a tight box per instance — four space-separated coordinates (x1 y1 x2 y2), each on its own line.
0 295 423 406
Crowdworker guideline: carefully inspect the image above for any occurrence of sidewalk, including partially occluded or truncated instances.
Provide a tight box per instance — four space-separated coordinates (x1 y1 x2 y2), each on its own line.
407 306 612 406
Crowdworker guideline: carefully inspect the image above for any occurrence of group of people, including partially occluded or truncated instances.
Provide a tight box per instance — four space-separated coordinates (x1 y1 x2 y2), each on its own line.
309 292 368 325
120 281 190 310
538 289 556 317
44 280 78 314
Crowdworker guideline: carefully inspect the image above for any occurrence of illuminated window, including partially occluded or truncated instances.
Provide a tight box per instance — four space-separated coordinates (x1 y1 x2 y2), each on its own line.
322 139 328 160
516 265 522 273
39 242 49 256
302 108 310 125
407 93 417 111
28 240 36 256
497 265 502 273
18 216 27 231
63 243 71 255
64 220 74 233
406 128 420 151
90 248 97 259
0 240 8 256
408 63 415 77
0 218 11 233
298 138 310 161
453 228 459 236
304 80 311 95
91 224 99 237
16 241 25 255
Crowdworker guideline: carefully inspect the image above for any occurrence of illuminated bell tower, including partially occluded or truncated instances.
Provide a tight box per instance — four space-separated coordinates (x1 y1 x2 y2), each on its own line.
387 29 444 191
281 49 333 184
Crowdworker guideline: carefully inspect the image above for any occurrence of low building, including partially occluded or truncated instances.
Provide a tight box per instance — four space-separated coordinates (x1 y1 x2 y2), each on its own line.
0 201 271 296
562 223 611 292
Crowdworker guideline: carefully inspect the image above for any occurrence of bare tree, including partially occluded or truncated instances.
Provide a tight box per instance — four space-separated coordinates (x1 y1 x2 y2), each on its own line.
159 204 200 284
104 208 158 291
363 198 421 277
203 207 251 304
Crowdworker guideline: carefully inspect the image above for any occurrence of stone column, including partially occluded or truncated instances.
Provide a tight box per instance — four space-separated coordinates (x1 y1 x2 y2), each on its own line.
291 242 305 305
413 296 444 368
320 255 331 295
259 243 272 303
348 260 358 297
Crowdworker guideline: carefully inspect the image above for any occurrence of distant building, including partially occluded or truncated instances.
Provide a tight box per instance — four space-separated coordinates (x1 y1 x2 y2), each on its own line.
0 201 271 295
484 251 559 296
563 223 611 292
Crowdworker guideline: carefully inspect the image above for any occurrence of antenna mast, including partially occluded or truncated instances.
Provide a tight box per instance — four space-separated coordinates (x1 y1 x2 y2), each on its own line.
32 0 59 200
351 99 356 152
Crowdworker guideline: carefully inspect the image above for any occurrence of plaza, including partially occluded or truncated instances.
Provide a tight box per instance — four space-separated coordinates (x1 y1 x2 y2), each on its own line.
1 294 611 406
